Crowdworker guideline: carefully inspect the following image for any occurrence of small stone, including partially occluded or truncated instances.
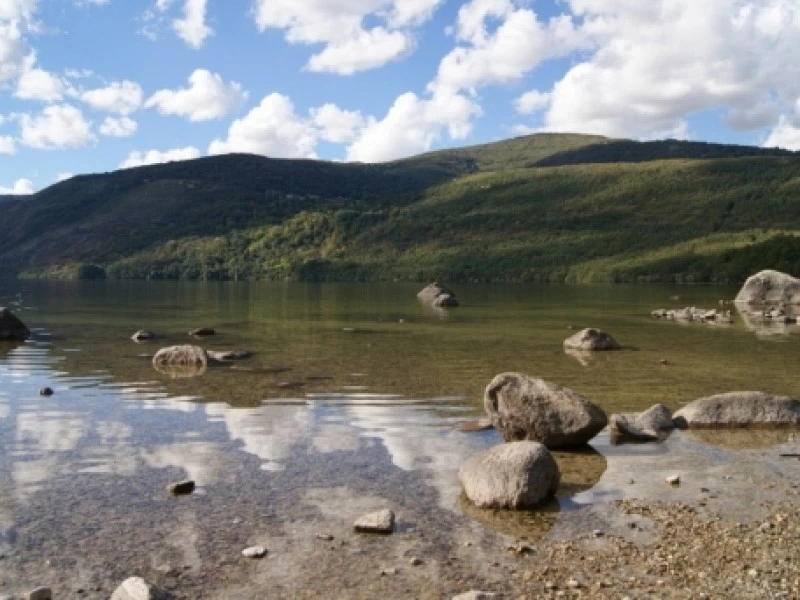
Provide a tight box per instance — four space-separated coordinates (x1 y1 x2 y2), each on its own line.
241 546 267 559
451 592 498 600
380 568 397 576
666 474 681 485
748 569 758 578
167 480 195 495
316 533 334 541
409 557 423 566
26 588 52 600
39 387 53 397
660 359 669 365
567 578 581 588
592 530 604 537
354 509 395 534
759 522 772 532
110 577 169 600
188 327 215 336
545 582 557 590
131 330 154 342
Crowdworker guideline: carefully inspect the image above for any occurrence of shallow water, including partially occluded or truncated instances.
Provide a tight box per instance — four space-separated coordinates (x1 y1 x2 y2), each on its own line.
1 280 799 598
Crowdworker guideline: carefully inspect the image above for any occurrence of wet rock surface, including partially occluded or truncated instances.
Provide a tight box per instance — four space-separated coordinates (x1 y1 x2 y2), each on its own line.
417 282 459 307
459 441 559 509
484 373 608 447
610 404 674 444
673 391 800 428
152 345 207 378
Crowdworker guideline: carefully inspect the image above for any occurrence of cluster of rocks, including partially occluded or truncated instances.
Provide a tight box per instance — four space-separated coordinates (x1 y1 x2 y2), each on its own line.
651 307 733 324
417 282 459 308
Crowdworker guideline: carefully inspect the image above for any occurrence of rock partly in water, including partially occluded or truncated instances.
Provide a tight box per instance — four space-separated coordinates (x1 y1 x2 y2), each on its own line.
484 373 607 448
131 330 155 342
735 270 800 306
25 588 52 600
673 391 800 428
417 282 459 307
354 509 395 534
152 345 207 378
167 480 195 496
459 441 560 509
563 328 620 351
188 327 215 336
610 404 675 444
0 307 29 341
651 307 733 324
207 350 251 362
110 577 169 600
39 387 53 397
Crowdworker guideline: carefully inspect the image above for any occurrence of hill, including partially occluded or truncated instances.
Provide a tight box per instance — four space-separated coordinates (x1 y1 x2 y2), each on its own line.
3 133 800 284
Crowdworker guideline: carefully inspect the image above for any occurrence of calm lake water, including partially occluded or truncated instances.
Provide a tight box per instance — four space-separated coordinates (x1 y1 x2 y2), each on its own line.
1 280 799 599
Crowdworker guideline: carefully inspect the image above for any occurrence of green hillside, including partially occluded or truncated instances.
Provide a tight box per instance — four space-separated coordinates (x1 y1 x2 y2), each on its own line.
3 133 800 284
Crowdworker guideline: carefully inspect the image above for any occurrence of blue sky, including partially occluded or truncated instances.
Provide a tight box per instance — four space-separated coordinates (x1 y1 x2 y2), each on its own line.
1 0 800 194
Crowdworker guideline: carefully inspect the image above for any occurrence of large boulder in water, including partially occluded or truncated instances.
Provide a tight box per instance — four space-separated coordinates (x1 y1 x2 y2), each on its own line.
484 373 608 448
609 404 674 443
152 345 208 378
459 441 559 509
735 270 800 306
673 391 800 429
417 282 459 307
563 328 620 351
0 307 29 341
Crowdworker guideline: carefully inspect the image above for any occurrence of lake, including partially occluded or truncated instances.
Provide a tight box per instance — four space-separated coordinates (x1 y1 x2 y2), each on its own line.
1 280 799 598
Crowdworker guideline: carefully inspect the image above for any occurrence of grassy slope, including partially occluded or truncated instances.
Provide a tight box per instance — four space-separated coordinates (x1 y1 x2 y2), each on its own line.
5 134 800 283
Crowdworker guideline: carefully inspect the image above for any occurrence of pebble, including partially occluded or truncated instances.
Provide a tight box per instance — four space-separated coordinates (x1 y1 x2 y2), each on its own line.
451 592 498 600
380 568 397 576
567 578 582 588
316 533 334 541
241 546 267 559
39 387 53 397
167 480 195 495
666 474 681 485
354 509 395 534
409 557 423 566
26 588 52 600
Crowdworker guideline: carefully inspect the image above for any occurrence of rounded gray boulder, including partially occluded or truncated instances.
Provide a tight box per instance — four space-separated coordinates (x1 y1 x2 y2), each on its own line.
459 441 559 509
152 345 208 378
563 327 620 351
484 373 608 448
673 391 800 428
735 270 800 306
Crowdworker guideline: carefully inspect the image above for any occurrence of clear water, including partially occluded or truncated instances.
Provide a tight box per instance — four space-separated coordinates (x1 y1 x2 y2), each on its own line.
1 280 798 598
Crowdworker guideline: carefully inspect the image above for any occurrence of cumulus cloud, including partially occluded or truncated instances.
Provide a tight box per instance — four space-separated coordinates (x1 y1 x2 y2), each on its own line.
15 62 67 102
0 17 26 85
81 80 143 115
515 89 551 114
56 172 74 182
539 0 800 139
208 93 318 158
98 115 137 137
172 0 212 49
19 104 94 149
0 178 34 194
252 0 445 74
119 146 201 169
0 135 15 154
145 69 247 121
310 103 366 144
763 115 800 150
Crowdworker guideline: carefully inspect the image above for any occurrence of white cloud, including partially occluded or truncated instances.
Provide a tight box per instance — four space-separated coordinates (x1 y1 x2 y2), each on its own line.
208 93 318 158
0 178 34 194
81 80 143 115
172 0 212 49
0 135 15 154
56 172 74 182
119 146 201 169
19 104 94 149
310 104 366 144
0 0 37 21
346 89 481 162
145 69 247 121
540 0 800 139
515 89 551 114
0 19 25 85
98 115 137 137
15 60 66 102
763 115 800 150
252 0 444 75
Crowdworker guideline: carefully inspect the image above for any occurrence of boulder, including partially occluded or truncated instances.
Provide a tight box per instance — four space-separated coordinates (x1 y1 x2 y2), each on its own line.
152 345 207 378
0 307 29 341
673 391 800 429
484 373 607 448
735 270 800 306
609 404 674 443
563 328 620 351
417 282 459 307
110 577 169 600
459 441 559 509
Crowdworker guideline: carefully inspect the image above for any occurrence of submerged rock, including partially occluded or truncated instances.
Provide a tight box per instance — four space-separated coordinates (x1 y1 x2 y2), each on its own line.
417 282 459 307
459 441 559 509
131 330 155 342
207 350 251 362
152 345 207 378
563 327 620 351
110 577 169 600
673 391 800 428
188 327 215 336
354 509 395 534
610 404 674 444
735 270 800 306
0 307 29 341
484 373 607 448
